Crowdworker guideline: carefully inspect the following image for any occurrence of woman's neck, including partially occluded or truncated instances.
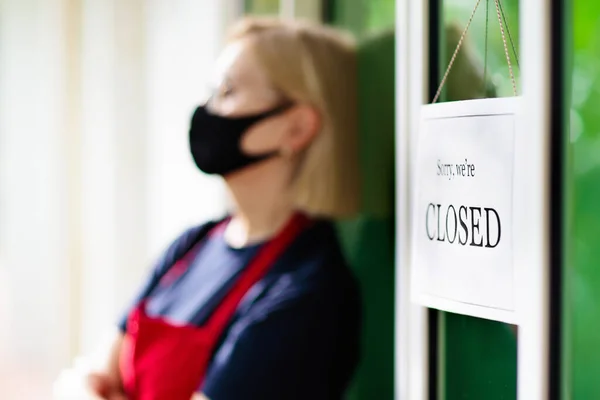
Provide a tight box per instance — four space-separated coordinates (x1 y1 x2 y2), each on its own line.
223 161 296 247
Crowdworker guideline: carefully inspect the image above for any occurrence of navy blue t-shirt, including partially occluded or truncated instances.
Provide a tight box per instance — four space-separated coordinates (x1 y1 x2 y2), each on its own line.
118 217 361 400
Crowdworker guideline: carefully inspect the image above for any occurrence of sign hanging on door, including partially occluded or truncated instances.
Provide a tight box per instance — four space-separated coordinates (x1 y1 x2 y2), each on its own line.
411 97 520 324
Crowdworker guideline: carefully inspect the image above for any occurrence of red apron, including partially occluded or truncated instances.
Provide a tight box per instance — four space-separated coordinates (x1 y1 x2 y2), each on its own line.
119 213 310 400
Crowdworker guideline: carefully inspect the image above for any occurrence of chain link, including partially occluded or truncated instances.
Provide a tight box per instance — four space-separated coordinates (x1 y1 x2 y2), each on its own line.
494 0 517 96
432 0 483 103
432 0 519 103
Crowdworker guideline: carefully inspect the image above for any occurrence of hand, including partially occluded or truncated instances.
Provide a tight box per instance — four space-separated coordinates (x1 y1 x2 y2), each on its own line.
87 373 128 400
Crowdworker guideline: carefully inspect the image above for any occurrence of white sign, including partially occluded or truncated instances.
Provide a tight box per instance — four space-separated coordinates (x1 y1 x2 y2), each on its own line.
411 98 520 323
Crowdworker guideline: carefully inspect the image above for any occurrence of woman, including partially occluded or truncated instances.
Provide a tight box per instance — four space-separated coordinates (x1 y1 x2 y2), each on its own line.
85 17 361 400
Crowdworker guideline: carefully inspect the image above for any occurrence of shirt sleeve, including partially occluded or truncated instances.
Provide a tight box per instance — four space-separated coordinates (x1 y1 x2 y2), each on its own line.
201 278 361 400
117 223 211 332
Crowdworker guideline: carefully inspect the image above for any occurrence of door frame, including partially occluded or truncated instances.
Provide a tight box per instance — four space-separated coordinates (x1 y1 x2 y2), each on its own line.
396 1 429 399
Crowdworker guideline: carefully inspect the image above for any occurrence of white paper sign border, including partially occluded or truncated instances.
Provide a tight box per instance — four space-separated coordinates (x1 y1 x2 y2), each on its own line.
410 97 522 325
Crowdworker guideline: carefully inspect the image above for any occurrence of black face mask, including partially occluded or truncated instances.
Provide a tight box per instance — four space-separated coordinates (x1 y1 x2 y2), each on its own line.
189 102 293 176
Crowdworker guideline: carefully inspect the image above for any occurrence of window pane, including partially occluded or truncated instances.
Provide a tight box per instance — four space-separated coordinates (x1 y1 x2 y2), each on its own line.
328 0 395 37
441 312 517 400
438 0 520 102
435 1 519 399
244 0 280 15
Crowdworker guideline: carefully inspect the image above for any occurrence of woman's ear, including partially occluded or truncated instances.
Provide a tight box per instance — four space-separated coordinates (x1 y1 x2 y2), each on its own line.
284 105 321 153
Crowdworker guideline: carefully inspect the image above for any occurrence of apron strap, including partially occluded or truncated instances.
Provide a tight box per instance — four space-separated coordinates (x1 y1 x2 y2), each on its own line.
206 212 312 334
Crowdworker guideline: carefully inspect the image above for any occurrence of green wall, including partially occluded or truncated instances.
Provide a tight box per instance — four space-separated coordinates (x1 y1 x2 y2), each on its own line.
330 2 396 399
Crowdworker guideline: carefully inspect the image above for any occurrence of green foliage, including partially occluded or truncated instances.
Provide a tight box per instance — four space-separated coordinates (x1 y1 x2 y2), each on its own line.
568 1 600 398
443 0 520 98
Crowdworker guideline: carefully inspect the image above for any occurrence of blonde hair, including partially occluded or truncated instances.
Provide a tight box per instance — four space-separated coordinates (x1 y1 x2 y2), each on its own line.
228 17 361 218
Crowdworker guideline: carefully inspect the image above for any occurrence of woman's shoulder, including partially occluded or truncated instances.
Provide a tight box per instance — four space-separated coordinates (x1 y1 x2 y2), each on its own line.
257 218 360 314
286 218 353 277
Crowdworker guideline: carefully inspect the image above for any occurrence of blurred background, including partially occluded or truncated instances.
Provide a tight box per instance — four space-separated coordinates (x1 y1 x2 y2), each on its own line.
1 0 599 399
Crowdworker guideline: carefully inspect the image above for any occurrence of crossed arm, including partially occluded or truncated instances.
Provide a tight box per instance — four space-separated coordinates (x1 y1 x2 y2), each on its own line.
85 329 210 400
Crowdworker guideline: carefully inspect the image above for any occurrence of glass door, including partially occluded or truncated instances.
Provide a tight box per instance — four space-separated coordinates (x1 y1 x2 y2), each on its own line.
398 0 555 398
